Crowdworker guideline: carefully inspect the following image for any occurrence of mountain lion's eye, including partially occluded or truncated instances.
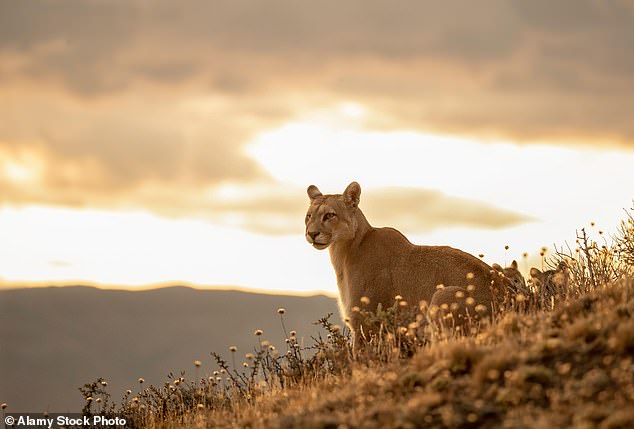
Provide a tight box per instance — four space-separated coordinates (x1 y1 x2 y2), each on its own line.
323 213 336 221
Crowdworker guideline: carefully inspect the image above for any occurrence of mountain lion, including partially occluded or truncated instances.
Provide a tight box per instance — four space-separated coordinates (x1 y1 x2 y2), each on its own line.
305 182 509 345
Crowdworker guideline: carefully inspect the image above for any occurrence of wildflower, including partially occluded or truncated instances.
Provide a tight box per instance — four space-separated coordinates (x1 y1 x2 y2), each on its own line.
133 397 140 403
243 362 249 368
450 303 460 311
254 329 263 336
419 300 428 311
504 245 509 250
277 308 286 314
440 303 449 310
399 300 408 307
293 343 300 349
220 369 227 374
478 254 485 258
138 378 144 384
194 360 202 367
269 345 276 351
245 353 254 360
466 272 475 280
395 294 403 301
95 398 102 403
174 379 180 386
591 221 596 227
398 327 407 334
455 291 465 299
0 403 6 410
126 390 132 395
197 404 204 409
86 397 93 402
475 304 487 313
208 376 214 382
436 284 445 290
487 369 500 380
360 296 370 305
213 370 219 376
216 377 222 382
467 285 476 292
100 381 108 386
290 330 297 337
516 294 526 303
351 306 360 313
261 340 270 347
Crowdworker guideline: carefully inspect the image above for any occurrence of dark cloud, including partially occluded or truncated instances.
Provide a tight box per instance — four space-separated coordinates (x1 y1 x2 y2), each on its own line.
1 0 632 142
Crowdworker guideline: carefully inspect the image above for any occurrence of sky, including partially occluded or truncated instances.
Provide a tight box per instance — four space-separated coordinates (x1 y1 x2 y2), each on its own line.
1 0 633 295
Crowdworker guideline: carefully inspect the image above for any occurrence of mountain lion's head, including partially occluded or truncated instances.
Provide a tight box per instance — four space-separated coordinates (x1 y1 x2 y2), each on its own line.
305 182 361 250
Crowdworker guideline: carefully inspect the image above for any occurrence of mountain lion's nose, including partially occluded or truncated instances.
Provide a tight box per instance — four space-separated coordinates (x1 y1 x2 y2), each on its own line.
308 231 320 241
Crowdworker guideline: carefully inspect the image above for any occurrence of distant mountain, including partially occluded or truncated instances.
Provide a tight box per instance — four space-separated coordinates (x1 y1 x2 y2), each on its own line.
0 286 340 412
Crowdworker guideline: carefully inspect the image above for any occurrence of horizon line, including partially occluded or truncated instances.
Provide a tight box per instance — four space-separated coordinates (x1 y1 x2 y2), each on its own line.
0 279 338 298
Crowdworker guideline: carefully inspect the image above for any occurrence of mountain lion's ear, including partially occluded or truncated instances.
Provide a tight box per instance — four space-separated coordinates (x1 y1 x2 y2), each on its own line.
530 268 542 278
511 260 518 270
307 185 323 201
343 182 361 208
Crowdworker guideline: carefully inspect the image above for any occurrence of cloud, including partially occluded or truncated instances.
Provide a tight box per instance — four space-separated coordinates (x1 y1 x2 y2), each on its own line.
130 186 531 235
0 0 633 222
1 0 633 144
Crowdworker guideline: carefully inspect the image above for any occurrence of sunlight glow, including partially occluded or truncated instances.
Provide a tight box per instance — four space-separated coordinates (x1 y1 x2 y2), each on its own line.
1 107 633 294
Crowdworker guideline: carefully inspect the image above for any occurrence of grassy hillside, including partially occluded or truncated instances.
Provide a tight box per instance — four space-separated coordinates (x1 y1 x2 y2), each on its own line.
217 278 634 428
70 208 634 428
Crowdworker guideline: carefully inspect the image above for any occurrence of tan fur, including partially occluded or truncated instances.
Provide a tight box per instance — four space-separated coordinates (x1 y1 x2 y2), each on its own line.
305 182 508 344
492 260 529 296
529 262 570 306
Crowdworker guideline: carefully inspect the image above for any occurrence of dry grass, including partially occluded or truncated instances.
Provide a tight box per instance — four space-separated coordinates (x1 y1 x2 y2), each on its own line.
78 205 634 428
